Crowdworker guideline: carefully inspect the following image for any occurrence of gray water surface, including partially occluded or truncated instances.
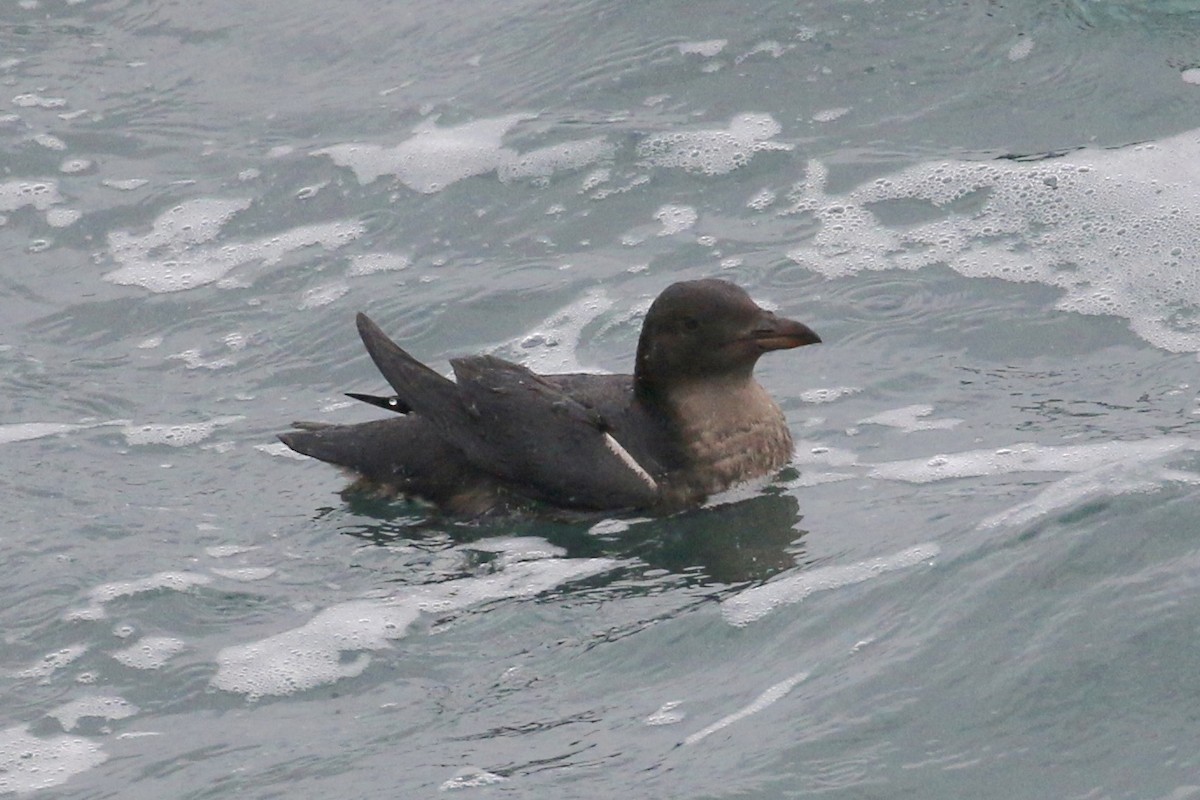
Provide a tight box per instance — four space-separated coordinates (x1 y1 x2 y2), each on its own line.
3 1 1200 797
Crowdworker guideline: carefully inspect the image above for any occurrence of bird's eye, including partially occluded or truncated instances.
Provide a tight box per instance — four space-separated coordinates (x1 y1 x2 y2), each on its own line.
682 317 700 331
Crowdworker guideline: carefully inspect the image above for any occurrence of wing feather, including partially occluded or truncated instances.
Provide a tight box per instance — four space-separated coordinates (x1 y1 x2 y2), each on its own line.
356 314 658 509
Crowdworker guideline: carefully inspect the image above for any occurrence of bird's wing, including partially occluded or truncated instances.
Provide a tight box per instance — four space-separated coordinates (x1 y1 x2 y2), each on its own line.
279 416 421 480
451 355 660 508
356 313 659 510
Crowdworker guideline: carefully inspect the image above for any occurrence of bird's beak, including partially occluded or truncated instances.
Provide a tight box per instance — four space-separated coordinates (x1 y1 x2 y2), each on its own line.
750 312 822 351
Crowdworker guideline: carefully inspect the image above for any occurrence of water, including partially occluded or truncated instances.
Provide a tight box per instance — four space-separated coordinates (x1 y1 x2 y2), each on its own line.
3 0 1200 796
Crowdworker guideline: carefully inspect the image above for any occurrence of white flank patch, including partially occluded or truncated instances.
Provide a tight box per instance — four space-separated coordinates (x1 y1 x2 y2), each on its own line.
603 432 658 491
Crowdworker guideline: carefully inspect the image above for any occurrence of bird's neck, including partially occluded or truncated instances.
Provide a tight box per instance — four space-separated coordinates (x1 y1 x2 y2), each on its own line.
634 362 755 405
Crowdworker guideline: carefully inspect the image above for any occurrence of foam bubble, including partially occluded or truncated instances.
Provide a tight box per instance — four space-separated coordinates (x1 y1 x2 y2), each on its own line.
589 173 650 200
48 695 138 731
645 701 685 726
68 571 213 621
294 182 324 200
0 179 61 212
347 252 410 276
1008 37 1034 61
799 386 861 404
786 130 1200 352
59 158 91 174
45 207 80 227
792 441 860 468
0 724 107 794
320 116 612 193
747 188 777 210
678 39 727 57
111 637 186 670
212 600 416 698
298 282 349 309
14 644 88 679
497 136 613 182
121 415 242 447
736 41 788 62
316 114 529 192
166 347 238 370
90 572 213 602
31 134 66 151
721 544 940 626
654 203 698 236
580 168 610 192
639 113 792 175
103 198 364 293
11 93 66 108
440 767 507 791
812 107 850 123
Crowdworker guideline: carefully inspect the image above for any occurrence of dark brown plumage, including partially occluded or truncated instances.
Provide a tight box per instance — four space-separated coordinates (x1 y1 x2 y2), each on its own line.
278 279 820 515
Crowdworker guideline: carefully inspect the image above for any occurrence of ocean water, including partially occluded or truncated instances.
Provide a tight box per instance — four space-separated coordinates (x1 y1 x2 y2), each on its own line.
3 0 1200 797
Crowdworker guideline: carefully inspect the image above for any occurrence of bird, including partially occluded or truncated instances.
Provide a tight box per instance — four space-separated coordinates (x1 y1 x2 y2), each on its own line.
278 279 821 516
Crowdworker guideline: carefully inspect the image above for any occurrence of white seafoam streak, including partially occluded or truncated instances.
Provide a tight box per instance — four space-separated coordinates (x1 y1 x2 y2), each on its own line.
785 129 1200 354
721 544 941 627
211 555 616 698
6 544 614 792
0 420 130 445
315 113 613 192
683 671 810 745
796 436 1200 531
0 416 244 448
723 445 1200 628
102 197 364 293
0 725 107 794
318 110 786 193
867 438 1200 484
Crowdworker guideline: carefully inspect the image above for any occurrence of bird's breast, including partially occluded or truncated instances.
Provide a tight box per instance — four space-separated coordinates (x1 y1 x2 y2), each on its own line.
667 380 793 496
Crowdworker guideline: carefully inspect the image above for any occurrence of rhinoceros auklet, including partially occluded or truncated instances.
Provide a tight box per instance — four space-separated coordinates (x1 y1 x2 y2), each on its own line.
278 279 820 515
